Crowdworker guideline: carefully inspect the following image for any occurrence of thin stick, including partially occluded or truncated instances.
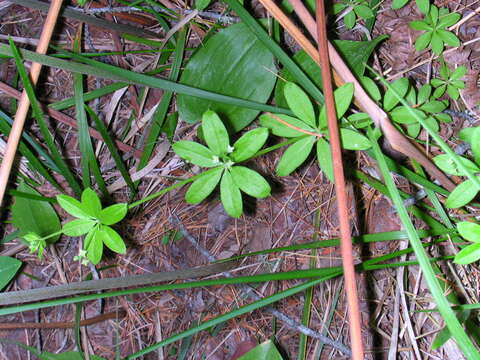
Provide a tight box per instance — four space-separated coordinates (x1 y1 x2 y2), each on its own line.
315 1 364 358
0 0 64 206
258 0 455 192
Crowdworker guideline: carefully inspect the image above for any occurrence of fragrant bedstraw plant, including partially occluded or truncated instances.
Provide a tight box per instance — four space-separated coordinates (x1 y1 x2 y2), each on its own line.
332 0 374 30
431 61 467 100
23 188 128 265
260 82 371 180
172 110 271 218
410 5 461 56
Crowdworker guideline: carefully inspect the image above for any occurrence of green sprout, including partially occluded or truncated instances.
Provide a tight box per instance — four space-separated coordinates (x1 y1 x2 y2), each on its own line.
410 5 461 56
172 110 271 218
431 62 467 100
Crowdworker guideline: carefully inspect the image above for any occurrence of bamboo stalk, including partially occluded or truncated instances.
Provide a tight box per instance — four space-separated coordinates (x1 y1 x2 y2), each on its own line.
315 1 364 358
0 0 64 206
258 0 455 192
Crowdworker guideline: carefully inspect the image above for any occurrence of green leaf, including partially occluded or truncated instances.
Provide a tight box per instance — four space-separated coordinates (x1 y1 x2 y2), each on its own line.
437 29 460 47
433 84 447 98
185 168 223 204
63 219 96 236
431 33 444 55
471 127 480 164
346 113 373 128
98 203 128 225
438 13 461 28
284 82 316 127
220 170 243 218
177 22 277 132
451 66 467 80
231 128 269 162
81 188 102 217
277 136 316 176
359 76 381 101
390 106 424 124
419 100 447 113
83 227 96 250
454 243 480 265
409 20 431 31
417 84 432 104
195 0 211 10
202 110 230 155
172 141 218 167
457 221 480 243
318 83 354 128
416 0 430 14
433 154 480 176
384 78 410 111
339 129 371 150
316 138 334 182
86 230 103 265
259 114 316 138
445 179 479 208
392 0 410 9
0 256 22 291
230 166 271 198
57 194 92 219
97 225 126 254
447 85 460 100
237 340 283 360
354 4 374 19
344 9 356 29
38 351 106 360
415 31 433 52
12 182 61 240
459 127 478 144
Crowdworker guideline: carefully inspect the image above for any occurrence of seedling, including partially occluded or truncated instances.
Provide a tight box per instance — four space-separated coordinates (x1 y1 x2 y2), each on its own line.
410 5 461 56
58 188 128 265
332 0 374 29
431 62 467 100
260 82 371 181
172 110 271 218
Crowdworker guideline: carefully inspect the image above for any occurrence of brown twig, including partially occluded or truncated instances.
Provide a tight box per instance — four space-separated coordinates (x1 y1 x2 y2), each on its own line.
0 311 125 330
0 0 64 207
264 112 323 137
258 0 455 192
0 81 143 159
315 1 364 359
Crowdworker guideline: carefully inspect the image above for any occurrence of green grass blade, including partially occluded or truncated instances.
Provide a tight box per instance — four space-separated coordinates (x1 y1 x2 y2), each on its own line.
85 105 135 194
8 39 82 196
137 27 186 172
74 302 85 359
368 127 479 359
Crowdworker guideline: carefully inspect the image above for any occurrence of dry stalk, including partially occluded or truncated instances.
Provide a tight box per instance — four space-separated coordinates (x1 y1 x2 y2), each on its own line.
0 0 64 206
315 1 364 358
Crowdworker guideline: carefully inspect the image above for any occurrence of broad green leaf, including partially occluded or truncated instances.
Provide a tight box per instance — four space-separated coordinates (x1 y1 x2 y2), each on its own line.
459 127 478 144
471 127 480 165
390 106 424 124
447 85 460 100
81 188 102 217
98 203 128 225
318 83 354 129
419 100 446 113
12 182 61 240
417 84 432 104
185 168 223 204
274 36 387 107
259 114 316 138
339 129 371 150
84 227 96 250
431 33 444 55
438 13 461 28
231 127 269 162
86 230 103 265
317 138 334 182
457 222 480 243
231 166 271 198
344 9 356 29
172 141 218 167
220 170 242 218
433 154 480 176
346 112 372 128
0 256 22 291
454 243 480 265
97 225 126 254
445 179 479 208
195 0 211 10
384 78 409 111
57 194 92 219
63 219 96 237
451 66 467 80
237 340 283 360
437 29 460 47
360 76 381 101
410 21 431 31
202 110 230 155
284 82 316 127
416 0 430 14
177 23 277 132
277 136 316 176
354 4 374 19
433 84 447 98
